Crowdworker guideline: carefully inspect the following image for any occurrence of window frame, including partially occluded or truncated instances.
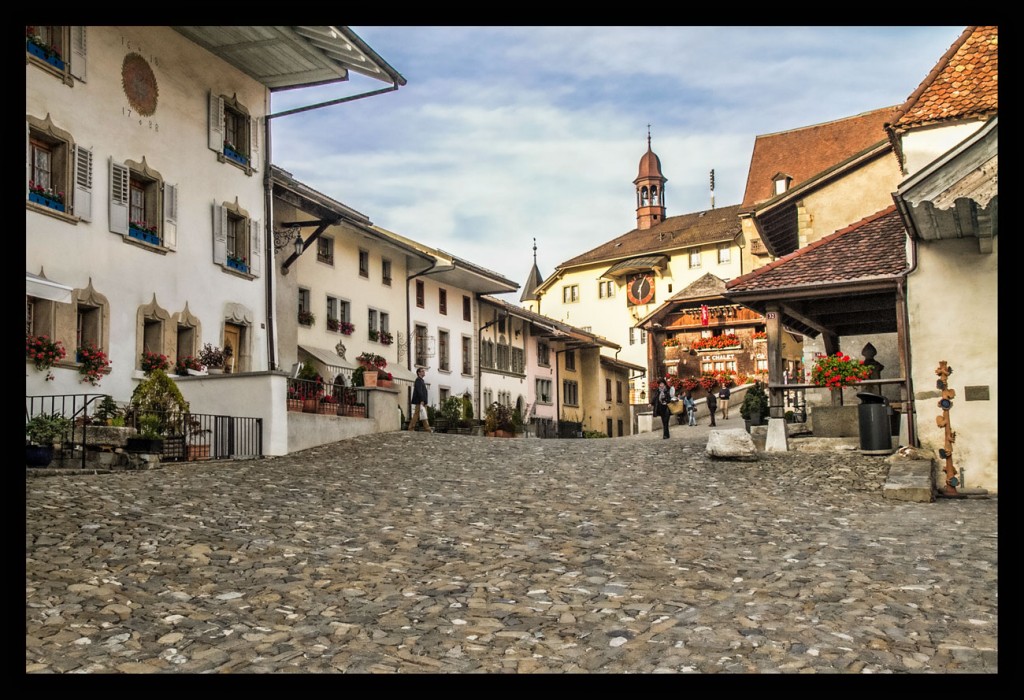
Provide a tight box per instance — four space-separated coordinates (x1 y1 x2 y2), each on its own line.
438 329 450 372
565 350 576 371
562 284 580 303
416 280 425 308
382 258 392 286
439 288 447 315
358 249 369 278
689 249 701 269
317 236 334 265
461 335 473 375
463 295 472 322
717 244 731 265
563 379 579 406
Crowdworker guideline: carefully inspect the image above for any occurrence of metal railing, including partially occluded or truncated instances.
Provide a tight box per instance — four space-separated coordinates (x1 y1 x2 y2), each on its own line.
287 377 372 417
26 393 107 469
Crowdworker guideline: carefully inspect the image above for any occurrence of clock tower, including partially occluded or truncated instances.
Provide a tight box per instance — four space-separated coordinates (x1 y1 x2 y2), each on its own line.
634 127 666 230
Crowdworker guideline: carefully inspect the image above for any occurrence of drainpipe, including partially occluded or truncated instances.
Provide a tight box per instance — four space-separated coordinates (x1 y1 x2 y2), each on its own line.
263 83 401 371
899 236 919 448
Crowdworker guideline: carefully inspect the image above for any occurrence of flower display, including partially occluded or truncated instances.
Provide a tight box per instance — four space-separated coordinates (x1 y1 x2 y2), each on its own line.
77 342 110 386
26 27 62 61
356 352 388 370
339 320 355 335
130 220 157 234
26 333 66 381
141 350 171 374
378 330 394 345
663 337 680 347
227 253 247 266
29 180 64 204
175 355 204 375
698 372 719 392
691 333 741 350
811 352 871 389
752 331 767 340
198 343 226 369
298 309 315 325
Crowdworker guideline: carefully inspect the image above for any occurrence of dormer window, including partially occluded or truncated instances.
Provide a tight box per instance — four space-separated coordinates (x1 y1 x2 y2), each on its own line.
773 173 792 196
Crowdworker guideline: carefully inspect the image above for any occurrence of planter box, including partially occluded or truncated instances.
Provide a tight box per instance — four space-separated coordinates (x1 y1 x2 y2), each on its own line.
187 444 210 461
318 404 337 415
223 146 249 166
227 258 249 273
302 399 319 413
27 41 65 69
340 405 367 418
362 371 378 387
128 226 160 246
287 399 303 412
377 379 393 389
29 191 66 212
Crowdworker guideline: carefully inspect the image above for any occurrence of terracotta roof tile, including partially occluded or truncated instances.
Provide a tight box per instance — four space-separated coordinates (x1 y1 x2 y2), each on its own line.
893 26 998 130
557 204 742 269
740 107 899 210
726 206 906 293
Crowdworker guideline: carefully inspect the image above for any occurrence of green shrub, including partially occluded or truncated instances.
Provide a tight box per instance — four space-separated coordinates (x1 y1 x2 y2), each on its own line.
739 381 769 420
26 413 72 445
128 369 189 438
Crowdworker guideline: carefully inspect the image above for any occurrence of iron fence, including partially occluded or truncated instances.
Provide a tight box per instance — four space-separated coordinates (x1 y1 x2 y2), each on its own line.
287 377 372 417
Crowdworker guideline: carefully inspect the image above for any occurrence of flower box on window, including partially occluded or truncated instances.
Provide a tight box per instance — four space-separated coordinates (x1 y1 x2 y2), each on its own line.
226 257 249 273
129 225 160 246
26 40 65 70
223 145 249 166
29 190 66 212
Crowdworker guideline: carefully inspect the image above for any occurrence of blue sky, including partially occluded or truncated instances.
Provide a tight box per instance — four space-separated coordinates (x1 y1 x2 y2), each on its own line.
269 26 965 299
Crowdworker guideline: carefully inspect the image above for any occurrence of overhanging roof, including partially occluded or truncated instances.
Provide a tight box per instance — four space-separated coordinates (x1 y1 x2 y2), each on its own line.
298 344 356 372
600 255 669 279
171 26 405 90
26 272 73 303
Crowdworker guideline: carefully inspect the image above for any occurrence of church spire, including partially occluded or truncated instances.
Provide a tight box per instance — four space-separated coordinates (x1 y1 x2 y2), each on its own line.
520 237 545 308
633 126 667 230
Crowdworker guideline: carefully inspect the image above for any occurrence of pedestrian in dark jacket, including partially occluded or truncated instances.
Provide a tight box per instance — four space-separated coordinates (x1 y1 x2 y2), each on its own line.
408 367 431 432
651 379 672 439
718 385 731 420
706 389 718 427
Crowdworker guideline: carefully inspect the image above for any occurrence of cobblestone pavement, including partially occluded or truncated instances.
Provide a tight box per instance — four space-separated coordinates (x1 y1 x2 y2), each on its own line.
26 425 997 674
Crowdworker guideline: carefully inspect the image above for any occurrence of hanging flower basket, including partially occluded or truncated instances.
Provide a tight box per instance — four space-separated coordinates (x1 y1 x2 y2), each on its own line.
811 352 871 389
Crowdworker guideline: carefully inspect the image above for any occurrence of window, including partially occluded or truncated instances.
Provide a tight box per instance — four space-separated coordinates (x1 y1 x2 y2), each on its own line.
462 335 472 375
77 304 101 352
26 26 83 83
416 280 425 308
415 324 428 367
112 158 179 252
498 390 512 407
317 237 334 265
209 92 260 173
481 340 494 368
565 351 576 371
213 201 257 275
537 342 550 367
563 380 579 406
598 280 615 299
440 387 450 403
606 378 612 402
617 419 624 437
483 388 493 408
176 317 198 364
382 258 392 286
368 309 379 338
298 288 310 314
718 245 731 264
27 115 87 220
511 347 525 375
359 249 369 278
640 329 647 345
439 288 447 315
629 327 636 346
496 341 510 371
607 418 613 438
562 284 579 303
536 379 552 404
326 296 349 332
438 330 450 371
689 249 701 268
773 174 791 195
616 380 623 404
463 295 472 322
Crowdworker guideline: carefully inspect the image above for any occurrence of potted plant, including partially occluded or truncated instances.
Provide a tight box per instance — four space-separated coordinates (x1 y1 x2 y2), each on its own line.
296 360 323 412
26 413 72 467
77 341 111 386
356 352 387 386
186 416 212 461
811 352 871 389
126 369 189 453
378 330 394 345
93 395 123 426
298 309 315 326
141 350 171 374
484 402 516 437
175 355 205 376
198 343 227 373
26 333 67 382
740 381 769 430
339 320 355 335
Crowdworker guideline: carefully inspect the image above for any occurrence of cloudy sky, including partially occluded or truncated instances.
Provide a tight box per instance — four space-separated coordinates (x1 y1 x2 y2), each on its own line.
269 26 965 299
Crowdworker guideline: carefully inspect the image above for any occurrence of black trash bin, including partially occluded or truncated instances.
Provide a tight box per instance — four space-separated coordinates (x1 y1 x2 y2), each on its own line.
856 391 893 455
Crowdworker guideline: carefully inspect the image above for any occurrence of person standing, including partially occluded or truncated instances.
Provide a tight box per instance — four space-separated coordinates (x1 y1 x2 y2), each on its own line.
706 388 718 427
408 367 431 432
683 392 697 426
718 384 731 420
651 379 672 439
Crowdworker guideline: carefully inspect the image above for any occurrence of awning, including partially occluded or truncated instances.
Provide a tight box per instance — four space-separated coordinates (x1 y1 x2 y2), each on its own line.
600 255 669 279
297 344 356 374
386 364 417 383
26 272 73 303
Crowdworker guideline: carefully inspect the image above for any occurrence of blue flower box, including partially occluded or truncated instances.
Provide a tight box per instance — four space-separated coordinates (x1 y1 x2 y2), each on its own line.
29 191 65 212
128 226 160 246
227 258 249 273
27 41 65 70
224 146 249 166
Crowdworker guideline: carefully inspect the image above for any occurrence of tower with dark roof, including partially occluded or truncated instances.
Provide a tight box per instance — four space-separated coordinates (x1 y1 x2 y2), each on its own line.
634 127 667 230
520 237 544 310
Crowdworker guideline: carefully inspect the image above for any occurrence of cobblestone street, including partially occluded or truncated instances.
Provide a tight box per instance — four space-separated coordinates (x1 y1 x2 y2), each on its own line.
26 428 997 674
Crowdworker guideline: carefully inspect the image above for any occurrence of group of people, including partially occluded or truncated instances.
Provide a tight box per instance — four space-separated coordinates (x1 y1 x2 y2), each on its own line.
651 380 731 439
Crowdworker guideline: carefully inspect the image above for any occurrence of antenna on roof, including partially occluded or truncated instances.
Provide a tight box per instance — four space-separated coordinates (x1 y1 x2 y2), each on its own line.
710 169 715 210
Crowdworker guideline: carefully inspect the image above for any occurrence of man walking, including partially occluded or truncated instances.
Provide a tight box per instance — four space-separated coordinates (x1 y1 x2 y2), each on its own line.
706 388 718 427
408 367 431 432
718 384 731 420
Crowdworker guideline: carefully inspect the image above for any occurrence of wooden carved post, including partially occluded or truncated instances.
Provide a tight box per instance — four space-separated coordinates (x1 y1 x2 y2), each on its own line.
935 361 959 497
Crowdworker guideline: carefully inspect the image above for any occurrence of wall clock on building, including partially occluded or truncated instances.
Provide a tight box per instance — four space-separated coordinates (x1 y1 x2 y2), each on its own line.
627 273 655 306
122 52 158 116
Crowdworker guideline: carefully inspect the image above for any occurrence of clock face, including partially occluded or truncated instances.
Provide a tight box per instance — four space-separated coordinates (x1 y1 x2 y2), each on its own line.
627 274 655 306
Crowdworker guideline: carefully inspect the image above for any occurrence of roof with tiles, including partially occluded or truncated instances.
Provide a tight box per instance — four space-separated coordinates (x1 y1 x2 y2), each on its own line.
726 206 907 293
892 26 998 131
740 107 899 211
556 204 742 270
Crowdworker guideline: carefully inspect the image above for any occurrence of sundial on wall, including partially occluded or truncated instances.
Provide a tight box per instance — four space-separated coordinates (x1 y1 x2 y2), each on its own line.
122 52 158 116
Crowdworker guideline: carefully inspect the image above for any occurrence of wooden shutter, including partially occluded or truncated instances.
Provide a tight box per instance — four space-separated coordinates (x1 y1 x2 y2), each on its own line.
70 27 87 81
212 203 227 265
163 183 177 250
208 92 224 152
249 116 262 172
73 145 92 222
248 218 261 277
108 158 129 235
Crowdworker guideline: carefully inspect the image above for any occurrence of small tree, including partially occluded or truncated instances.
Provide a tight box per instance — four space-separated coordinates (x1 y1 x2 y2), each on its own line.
739 381 769 421
127 369 189 438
